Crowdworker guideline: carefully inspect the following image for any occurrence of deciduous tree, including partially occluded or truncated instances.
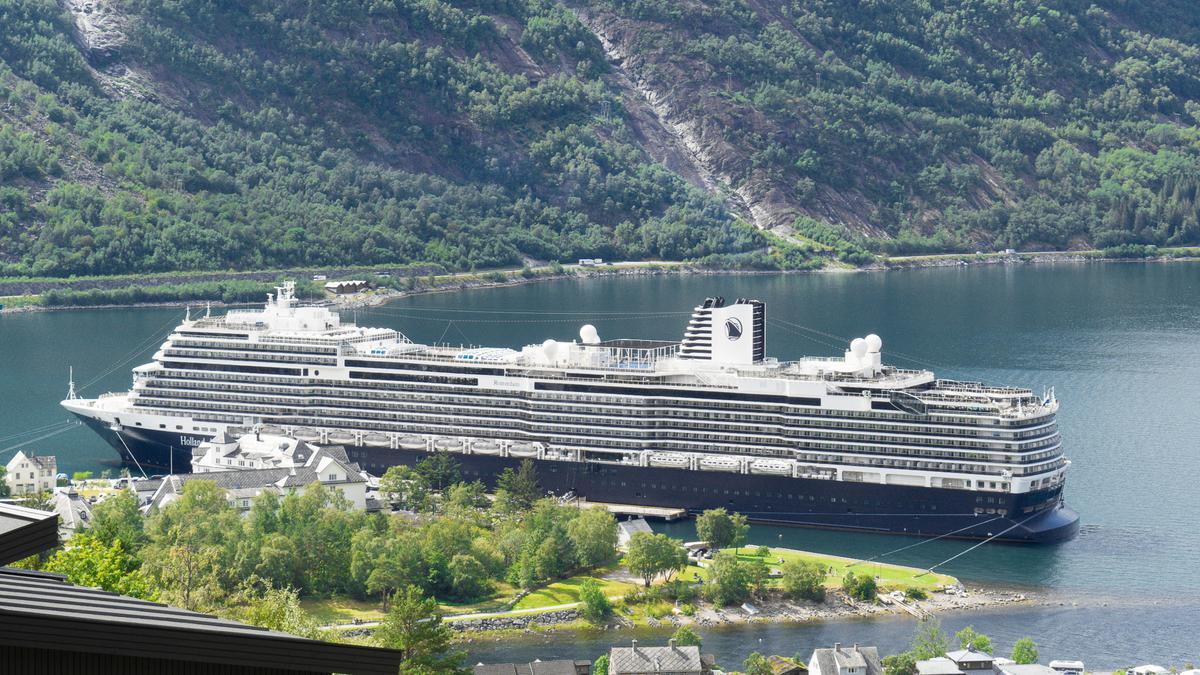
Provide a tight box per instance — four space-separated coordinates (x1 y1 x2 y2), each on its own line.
1011 637 1038 665
625 532 687 587
374 586 466 675
695 508 748 551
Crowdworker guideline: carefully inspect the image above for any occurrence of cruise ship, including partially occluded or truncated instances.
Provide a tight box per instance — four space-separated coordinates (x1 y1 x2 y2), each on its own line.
63 282 1079 542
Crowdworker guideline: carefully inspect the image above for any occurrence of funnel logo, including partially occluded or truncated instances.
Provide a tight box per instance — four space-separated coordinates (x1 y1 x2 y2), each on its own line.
725 318 743 341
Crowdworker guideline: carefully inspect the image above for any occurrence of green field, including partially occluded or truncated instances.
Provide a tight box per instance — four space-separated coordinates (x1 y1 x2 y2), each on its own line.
513 574 639 610
713 546 956 591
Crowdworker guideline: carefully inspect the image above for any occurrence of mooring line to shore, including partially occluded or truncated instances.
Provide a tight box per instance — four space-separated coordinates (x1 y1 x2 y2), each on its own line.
0 421 81 458
848 516 1006 568
920 512 1043 575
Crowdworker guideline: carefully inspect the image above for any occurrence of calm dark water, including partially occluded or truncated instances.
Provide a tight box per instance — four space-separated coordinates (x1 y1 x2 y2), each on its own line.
2 263 1198 663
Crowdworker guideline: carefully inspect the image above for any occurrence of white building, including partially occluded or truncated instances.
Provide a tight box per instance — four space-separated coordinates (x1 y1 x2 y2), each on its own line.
808 644 882 675
5 451 57 495
191 432 324 473
915 658 963 675
150 443 369 511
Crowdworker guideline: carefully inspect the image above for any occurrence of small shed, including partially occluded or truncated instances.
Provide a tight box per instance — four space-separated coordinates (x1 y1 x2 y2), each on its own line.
617 518 654 549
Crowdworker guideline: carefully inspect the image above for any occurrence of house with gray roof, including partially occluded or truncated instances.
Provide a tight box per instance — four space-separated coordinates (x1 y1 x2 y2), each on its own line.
944 649 993 674
192 432 337 474
150 445 368 512
5 451 57 495
609 639 710 675
49 488 92 540
807 644 882 675
617 518 654 550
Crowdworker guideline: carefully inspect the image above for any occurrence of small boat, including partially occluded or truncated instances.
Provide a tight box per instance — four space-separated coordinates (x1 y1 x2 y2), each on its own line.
433 437 464 451
398 435 426 450
226 426 251 436
471 439 501 455
327 430 356 444
291 427 320 441
699 456 741 472
363 432 390 447
508 442 539 458
260 425 285 435
648 452 689 469
750 459 792 476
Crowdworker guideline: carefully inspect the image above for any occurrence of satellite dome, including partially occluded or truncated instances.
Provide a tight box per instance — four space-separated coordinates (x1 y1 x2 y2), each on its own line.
865 334 882 353
542 339 559 361
850 338 868 357
580 324 601 344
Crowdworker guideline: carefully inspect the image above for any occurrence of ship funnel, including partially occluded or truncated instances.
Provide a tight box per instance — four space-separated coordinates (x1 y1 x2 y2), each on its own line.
680 298 765 364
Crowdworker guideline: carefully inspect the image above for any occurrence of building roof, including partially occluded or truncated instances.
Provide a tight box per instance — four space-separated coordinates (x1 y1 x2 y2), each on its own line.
0 504 58 565
768 655 807 675
6 451 56 472
811 645 882 675
917 658 965 675
474 660 591 675
946 650 993 665
610 643 703 674
50 489 92 534
998 666 1059 675
0 504 404 674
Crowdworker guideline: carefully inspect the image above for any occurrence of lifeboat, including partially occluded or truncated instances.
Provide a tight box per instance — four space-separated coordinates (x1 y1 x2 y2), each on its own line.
471 439 502 455
398 435 426 450
699 456 741 472
226 426 250 436
750 459 792 476
363 432 391 447
260 425 285 435
291 427 320 441
327 430 356 444
433 437 464 452
648 452 689 469
508 442 539 458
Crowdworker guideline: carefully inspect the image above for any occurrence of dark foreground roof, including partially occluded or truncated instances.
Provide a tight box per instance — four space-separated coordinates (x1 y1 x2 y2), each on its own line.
0 502 58 565
0 567 403 674
0 504 404 675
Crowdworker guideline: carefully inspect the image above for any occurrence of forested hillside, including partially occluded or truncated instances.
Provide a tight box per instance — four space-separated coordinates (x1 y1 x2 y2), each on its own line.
1 0 1199 277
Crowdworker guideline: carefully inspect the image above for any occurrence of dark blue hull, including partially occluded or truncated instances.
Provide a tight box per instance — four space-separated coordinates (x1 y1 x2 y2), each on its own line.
78 417 1079 543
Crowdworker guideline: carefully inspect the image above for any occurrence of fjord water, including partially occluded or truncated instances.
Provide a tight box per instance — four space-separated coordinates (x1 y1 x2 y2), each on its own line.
3 263 1198 662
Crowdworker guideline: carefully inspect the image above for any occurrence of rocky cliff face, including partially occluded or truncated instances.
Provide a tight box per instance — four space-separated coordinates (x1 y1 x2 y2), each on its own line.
64 0 127 64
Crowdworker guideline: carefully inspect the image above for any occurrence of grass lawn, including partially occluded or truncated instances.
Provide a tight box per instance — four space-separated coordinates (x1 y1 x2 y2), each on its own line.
513 574 639 610
716 545 956 591
438 582 521 616
301 597 386 625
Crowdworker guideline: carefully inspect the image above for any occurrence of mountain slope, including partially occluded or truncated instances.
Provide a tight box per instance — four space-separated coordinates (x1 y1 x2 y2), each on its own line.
0 0 760 276
2 0 1199 278
574 0 1200 253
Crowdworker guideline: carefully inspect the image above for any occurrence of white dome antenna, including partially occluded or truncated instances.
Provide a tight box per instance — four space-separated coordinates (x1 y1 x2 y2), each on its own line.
850 338 867 358
865 334 882 353
542 339 560 362
580 324 601 344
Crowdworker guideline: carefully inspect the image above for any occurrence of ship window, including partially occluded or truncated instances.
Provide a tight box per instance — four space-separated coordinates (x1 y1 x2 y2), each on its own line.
160 424 166 429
